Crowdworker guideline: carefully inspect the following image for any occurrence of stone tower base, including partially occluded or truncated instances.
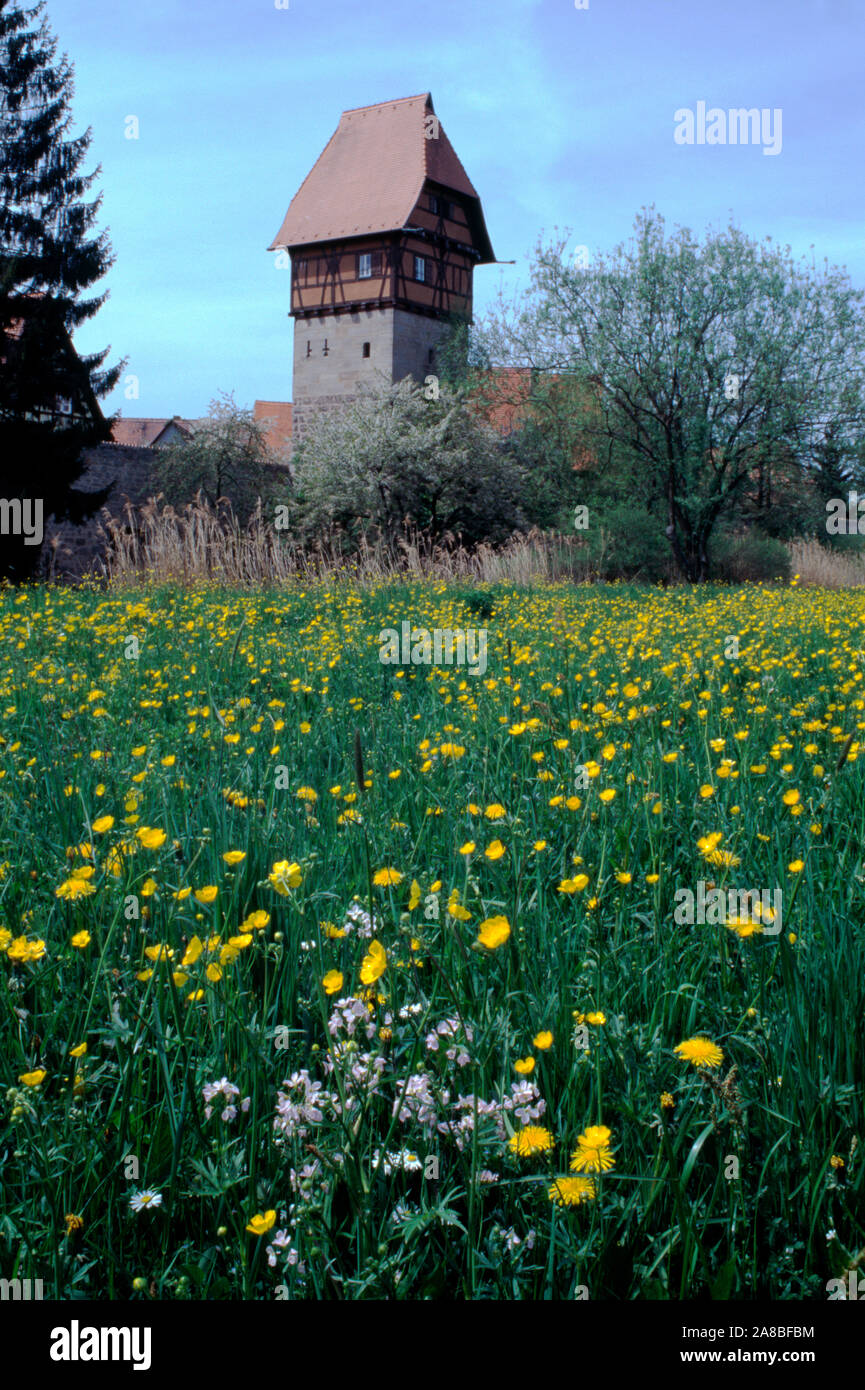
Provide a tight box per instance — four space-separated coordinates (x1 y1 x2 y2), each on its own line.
291 306 448 440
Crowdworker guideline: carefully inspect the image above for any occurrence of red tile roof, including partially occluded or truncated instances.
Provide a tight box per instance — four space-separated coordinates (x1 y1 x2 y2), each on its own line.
254 399 293 456
110 417 193 448
469 367 536 435
268 92 494 262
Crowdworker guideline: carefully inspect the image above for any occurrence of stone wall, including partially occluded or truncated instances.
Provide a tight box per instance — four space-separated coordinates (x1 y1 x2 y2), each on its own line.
40 444 159 580
291 306 448 440
391 308 446 390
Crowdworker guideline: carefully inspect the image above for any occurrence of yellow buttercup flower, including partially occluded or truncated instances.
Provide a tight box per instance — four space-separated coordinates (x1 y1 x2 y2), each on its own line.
359 940 387 984
558 874 589 893
269 860 302 894
245 1210 277 1236
181 936 203 966
19 1069 47 1087
476 915 510 950
136 827 167 850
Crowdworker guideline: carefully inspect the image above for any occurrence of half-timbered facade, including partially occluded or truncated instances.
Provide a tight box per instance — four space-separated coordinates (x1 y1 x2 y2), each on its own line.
1 294 104 433
268 92 495 439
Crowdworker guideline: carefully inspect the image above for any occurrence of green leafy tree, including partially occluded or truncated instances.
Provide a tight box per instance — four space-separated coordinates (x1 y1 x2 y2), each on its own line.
149 393 285 525
478 208 865 580
0 0 121 579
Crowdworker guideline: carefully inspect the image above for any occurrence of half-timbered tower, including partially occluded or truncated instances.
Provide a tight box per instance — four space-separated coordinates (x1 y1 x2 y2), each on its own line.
268 92 495 439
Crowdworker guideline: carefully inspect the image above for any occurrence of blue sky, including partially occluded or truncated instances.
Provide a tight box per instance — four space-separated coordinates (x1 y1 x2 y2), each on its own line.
48 0 865 419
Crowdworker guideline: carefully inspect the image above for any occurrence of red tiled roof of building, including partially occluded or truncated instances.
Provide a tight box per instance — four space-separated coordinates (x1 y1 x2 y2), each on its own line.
268 92 494 262
254 400 293 457
469 367 538 435
110 417 193 448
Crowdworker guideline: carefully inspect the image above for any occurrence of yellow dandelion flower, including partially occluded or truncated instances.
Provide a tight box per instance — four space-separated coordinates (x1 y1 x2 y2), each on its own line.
548 1175 596 1206
509 1125 554 1157
373 868 403 887
674 1036 724 1069
570 1124 615 1173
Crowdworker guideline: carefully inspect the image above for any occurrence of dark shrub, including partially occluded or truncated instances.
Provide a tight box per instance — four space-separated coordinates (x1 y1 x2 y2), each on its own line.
709 531 791 583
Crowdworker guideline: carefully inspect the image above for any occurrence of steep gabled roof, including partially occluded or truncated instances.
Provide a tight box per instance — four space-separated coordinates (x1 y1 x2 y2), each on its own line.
111 417 194 448
268 92 494 262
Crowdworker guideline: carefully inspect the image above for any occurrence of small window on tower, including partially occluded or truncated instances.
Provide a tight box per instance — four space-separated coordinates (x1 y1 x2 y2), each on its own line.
322 339 329 356
413 256 426 283
358 253 372 279
305 340 311 358
362 342 371 358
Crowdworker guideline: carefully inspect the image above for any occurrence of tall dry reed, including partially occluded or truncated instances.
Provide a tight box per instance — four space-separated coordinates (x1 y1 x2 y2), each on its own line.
97 496 599 588
90 496 865 591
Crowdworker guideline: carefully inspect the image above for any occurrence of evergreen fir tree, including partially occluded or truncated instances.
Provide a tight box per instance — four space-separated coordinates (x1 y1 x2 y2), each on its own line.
0 0 121 578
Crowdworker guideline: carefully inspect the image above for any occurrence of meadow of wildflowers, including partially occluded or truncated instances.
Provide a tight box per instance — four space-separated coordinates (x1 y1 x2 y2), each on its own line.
1 577 863 1300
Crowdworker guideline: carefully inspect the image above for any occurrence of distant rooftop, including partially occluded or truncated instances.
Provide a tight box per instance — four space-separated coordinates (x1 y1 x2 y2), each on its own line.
110 417 195 448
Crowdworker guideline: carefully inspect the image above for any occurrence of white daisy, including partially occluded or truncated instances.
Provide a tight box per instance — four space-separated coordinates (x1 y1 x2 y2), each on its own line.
129 1189 163 1213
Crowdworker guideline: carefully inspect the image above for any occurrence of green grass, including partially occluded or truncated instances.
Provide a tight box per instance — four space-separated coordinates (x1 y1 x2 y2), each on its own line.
0 576 863 1300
